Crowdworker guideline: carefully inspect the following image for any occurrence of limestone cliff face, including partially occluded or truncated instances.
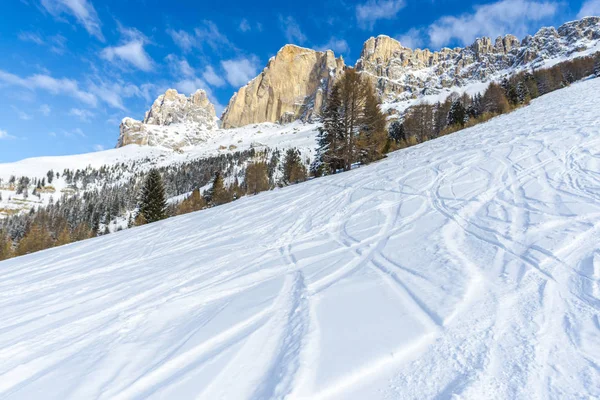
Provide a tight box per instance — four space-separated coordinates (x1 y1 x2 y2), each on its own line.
355 17 600 103
220 45 345 129
117 89 218 149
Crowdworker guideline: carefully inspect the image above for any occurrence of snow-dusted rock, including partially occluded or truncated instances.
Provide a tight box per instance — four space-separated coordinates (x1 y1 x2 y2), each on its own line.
356 17 600 103
220 44 345 129
117 89 218 149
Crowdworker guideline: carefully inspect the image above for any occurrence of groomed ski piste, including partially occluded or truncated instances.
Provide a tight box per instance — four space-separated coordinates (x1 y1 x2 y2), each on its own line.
1 78 600 399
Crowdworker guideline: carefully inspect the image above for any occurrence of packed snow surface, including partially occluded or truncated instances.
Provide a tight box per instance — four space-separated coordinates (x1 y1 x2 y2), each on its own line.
2 79 600 399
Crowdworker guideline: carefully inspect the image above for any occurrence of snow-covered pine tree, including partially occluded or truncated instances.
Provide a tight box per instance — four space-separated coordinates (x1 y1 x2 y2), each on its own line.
137 169 168 223
516 81 530 104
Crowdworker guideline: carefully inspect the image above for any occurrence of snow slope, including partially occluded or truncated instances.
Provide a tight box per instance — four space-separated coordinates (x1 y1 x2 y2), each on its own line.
1 79 600 399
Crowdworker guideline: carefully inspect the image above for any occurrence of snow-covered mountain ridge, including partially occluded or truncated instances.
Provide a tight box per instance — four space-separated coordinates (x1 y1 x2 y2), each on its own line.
119 17 600 149
358 16 600 105
1 76 599 399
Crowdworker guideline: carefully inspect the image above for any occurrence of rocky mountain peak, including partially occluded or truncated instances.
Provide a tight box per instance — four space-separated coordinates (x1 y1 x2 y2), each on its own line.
117 89 218 149
143 88 216 126
220 44 345 129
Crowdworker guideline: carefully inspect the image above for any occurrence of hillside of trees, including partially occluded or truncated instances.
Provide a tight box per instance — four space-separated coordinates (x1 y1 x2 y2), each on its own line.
1 55 599 262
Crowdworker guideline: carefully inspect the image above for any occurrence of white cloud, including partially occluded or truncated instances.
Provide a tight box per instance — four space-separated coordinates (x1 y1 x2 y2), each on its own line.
578 0 600 18
279 16 307 44
428 0 559 48
39 104 51 116
167 21 232 53
202 65 225 87
316 38 350 54
396 28 425 49
63 127 85 137
165 54 195 77
93 144 104 151
101 40 153 71
221 57 260 87
87 79 152 111
194 21 231 50
0 69 97 106
18 111 32 120
167 29 196 52
239 18 251 32
0 129 16 140
69 108 94 122
18 32 45 45
11 106 32 120
356 0 406 30
40 0 103 41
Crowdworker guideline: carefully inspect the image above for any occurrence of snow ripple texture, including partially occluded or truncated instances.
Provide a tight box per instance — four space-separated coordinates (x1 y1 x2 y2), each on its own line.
1 79 600 399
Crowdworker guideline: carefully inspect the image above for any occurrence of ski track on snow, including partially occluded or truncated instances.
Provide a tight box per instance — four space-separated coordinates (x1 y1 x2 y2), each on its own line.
1 79 600 399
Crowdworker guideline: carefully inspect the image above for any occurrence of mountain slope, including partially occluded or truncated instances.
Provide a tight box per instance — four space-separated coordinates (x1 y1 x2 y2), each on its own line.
1 79 600 398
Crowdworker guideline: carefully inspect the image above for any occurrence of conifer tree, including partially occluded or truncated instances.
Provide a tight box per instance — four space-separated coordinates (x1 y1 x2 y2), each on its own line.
137 169 168 224
245 162 270 195
516 81 530 104
358 83 387 163
282 149 307 185
388 121 405 143
0 234 13 261
595 57 600 77
448 100 467 127
16 224 52 256
209 172 231 206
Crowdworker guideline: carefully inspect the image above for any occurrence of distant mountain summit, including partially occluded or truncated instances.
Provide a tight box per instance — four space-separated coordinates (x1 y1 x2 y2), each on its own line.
117 89 218 149
220 44 345 129
116 17 600 149
356 17 600 104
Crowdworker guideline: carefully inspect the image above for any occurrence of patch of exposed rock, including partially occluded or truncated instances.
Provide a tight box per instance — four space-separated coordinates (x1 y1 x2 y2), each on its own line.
117 89 218 149
220 44 345 129
355 17 600 103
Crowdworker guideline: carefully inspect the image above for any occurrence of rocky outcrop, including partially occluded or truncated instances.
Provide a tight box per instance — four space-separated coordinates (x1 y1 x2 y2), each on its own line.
117 89 218 149
220 44 345 129
355 17 600 103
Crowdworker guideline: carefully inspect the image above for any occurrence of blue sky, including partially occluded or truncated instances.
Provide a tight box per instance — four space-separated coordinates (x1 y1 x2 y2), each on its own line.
0 0 596 162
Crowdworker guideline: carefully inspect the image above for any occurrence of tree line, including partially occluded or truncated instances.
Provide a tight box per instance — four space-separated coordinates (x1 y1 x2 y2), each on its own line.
388 54 600 148
1 54 599 261
0 147 309 261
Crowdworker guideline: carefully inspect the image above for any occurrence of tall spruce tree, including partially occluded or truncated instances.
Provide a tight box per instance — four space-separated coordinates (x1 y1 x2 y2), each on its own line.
448 100 467 127
137 169 168 224
282 148 307 185
209 171 231 206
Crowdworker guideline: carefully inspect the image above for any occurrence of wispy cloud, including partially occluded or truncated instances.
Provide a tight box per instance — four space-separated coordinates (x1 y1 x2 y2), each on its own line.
239 18 251 32
69 108 95 122
93 144 104 151
39 104 51 116
202 65 225 87
167 21 232 53
578 0 600 18
221 56 260 87
18 32 67 54
316 37 350 54
356 0 406 30
428 0 559 48
396 28 425 49
0 69 97 106
101 26 153 71
279 16 307 44
40 0 104 41
0 129 16 140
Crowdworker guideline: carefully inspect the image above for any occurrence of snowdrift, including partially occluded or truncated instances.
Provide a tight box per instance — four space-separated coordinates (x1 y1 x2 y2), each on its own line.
1 79 600 399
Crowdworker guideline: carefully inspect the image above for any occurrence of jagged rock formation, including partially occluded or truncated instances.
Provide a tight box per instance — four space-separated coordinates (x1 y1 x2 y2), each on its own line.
117 89 218 149
355 17 600 103
220 45 345 129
